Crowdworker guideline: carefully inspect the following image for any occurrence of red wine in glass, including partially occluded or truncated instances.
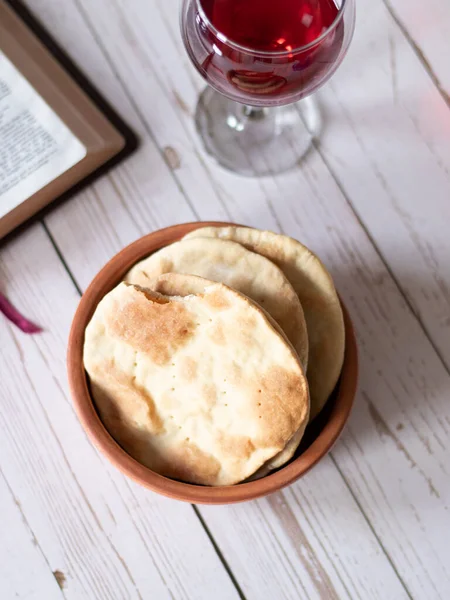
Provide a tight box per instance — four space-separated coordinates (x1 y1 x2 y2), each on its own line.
195 0 345 105
202 0 339 51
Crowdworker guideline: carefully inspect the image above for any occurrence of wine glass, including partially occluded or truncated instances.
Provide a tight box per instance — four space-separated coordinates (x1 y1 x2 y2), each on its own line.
181 0 355 176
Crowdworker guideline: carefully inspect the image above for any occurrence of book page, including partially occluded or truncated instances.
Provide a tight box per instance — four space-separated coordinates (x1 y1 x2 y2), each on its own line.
0 50 86 218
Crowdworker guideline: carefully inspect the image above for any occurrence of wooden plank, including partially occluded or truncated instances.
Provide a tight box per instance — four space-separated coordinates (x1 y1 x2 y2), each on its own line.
0 471 64 600
382 0 450 97
201 455 410 600
316 0 450 369
260 157 450 597
23 0 450 597
0 224 240 600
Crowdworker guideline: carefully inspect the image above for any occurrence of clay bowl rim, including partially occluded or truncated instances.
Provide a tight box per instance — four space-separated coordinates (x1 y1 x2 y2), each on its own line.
67 221 358 505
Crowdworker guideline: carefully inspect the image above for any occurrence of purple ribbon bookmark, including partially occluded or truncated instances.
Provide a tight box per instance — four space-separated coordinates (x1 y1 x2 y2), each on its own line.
0 293 43 334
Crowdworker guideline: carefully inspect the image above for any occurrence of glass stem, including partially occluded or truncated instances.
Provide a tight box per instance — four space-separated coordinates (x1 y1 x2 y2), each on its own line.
242 105 267 120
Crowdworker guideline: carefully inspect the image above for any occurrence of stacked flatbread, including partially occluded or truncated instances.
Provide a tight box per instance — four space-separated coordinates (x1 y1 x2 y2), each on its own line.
83 226 345 486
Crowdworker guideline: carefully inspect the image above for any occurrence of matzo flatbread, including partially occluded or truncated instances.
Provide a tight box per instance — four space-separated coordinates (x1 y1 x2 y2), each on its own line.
184 227 345 421
125 237 309 369
84 280 309 486
146 273 310 474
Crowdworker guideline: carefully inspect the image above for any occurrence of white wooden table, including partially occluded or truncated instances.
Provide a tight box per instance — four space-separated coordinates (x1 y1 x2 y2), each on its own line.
1 0 450 598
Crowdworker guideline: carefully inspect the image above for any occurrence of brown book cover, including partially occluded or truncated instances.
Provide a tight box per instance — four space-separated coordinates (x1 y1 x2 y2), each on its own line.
0 0 134 240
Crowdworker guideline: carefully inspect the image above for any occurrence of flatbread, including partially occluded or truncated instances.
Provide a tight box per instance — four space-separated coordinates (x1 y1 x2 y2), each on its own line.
84 280 309 486
125 237 309 369
147 273 309 473
184 227 345 421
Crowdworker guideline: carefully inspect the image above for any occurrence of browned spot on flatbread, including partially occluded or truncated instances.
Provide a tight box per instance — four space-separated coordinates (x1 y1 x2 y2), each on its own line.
131 285 170 304
160 440 221 485
159 389 181 414
108 289 196 365
237 312 257 331
91 367 164 435
232 313 259 349
217 433 255 461
202 383 218 407
228 362 243 385
254 366 306 449
204 289 231 310
180 356 198 381
209 322 226 346
92 381 163 466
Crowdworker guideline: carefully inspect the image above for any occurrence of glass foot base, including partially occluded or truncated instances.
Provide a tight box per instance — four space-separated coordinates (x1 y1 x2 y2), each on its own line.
195 88 322 177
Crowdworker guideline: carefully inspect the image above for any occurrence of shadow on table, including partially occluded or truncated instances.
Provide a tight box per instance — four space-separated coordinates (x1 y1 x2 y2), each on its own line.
332 262 449 452
284 256 450 469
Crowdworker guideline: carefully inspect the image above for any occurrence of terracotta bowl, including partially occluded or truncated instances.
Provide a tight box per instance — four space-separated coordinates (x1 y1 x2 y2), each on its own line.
67 222 358 504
